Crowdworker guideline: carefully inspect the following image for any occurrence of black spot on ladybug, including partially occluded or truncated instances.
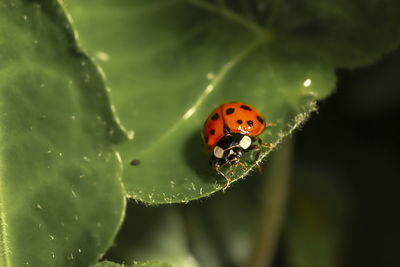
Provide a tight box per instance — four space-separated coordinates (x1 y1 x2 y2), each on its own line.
130 159 141 166
205 136 209 143
240 105 252 111
237 119 243 124
210 129 215 135
224 126 230 134
257 116 264 124
211 113 219 120
226 108 235 115
247 120 254 126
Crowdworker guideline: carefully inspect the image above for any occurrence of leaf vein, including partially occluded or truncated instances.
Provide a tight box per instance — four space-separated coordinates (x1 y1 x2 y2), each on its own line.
186 0 273 40
139 38 264 155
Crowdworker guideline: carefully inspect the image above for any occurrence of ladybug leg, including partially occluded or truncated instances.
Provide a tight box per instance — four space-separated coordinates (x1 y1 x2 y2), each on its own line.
254 149 263 173
255 137 274 149
251 145 263 173
249 138 275 173
215 162 231 192
238 161 247 171
247 143 263 173
262 143 273 148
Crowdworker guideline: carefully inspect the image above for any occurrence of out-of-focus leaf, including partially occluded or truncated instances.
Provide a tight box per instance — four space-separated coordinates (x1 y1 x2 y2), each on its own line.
132 261 175 267
105 203 200 267
92 260 174 267
92 261 123 267
284 169 349 267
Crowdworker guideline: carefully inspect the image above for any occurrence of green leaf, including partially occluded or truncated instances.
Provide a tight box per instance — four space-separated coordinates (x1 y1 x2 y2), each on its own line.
267 0 400 68
184 183 260 267
92 260 174 267
105 204 200 267
92 261 123 267
132 261 175 267
0 0 127 266
67 0 400 204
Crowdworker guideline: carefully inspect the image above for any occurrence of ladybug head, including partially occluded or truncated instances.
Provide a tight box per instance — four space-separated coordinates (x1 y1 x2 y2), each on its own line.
212 134 252 166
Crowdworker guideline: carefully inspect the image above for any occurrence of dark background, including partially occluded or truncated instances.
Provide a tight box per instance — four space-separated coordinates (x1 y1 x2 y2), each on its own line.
293 47 400 267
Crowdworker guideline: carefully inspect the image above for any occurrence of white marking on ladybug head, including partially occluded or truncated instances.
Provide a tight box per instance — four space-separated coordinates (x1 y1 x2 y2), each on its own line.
213 146 224 159
239 135 252 149
228 149 234 156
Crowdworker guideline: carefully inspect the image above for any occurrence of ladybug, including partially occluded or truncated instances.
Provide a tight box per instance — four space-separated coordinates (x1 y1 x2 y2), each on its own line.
202 102 274 190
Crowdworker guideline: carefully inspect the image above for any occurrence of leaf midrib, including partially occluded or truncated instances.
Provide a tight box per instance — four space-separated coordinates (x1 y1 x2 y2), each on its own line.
137 37 264 157
136 0 273 157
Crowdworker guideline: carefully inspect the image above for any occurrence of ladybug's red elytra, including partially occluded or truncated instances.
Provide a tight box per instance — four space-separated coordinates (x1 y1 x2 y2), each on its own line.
202 102 274 190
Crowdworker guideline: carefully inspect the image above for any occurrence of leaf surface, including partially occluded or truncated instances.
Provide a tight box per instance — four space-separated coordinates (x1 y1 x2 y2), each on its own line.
0 0 127 266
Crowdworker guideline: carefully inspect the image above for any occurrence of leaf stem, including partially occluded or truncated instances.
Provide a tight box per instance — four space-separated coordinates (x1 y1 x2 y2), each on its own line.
186 0 273 41
246 138 293 267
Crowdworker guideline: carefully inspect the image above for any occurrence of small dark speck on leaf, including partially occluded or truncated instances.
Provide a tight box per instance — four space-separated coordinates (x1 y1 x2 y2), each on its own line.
130 159 141 166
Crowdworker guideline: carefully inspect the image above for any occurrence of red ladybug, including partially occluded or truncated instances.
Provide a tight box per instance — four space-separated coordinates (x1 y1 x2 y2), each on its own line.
202 102 274 190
